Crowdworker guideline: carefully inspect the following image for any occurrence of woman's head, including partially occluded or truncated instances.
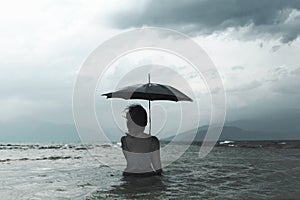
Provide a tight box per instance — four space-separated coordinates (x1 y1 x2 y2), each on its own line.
125 104 147 134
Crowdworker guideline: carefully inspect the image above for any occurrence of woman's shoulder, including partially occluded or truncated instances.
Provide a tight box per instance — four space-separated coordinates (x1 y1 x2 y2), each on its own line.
150 135 159 142
121 134 159 142
121 136 127 150
121 135 127 143
150 136 160 150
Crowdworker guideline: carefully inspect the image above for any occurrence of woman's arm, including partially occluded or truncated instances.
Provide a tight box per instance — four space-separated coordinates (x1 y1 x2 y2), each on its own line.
152 151 163 175
151 137 163 174
121 136 128 161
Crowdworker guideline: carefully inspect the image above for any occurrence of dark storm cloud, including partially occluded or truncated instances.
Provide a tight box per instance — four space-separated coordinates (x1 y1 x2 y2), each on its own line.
290 67 300 75
267 65 300 94
231 66 244 71
112 0 300 43
227 80 262 93
270 45 281 52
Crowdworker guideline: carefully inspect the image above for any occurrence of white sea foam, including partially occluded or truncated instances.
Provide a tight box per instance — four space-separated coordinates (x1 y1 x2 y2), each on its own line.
219 140 234 145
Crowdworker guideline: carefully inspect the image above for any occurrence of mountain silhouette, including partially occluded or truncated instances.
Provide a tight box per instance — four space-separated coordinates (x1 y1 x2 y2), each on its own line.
162 126 300 142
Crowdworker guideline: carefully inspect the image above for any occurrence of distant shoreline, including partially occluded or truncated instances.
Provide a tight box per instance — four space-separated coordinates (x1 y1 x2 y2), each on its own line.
1 140 300 149
161 140 300 148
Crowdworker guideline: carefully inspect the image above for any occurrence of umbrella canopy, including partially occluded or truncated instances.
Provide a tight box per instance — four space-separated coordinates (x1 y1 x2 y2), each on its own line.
102 83 192 102
101 74 193 134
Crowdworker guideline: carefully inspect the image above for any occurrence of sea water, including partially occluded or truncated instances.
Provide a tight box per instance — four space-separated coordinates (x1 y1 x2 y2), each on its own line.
0 141 300 199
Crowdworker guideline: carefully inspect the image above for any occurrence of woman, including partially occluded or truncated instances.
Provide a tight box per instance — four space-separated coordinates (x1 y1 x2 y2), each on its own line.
121 104 163 177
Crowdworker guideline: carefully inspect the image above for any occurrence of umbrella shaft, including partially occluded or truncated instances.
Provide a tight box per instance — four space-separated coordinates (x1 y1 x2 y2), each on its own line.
148 100 151 135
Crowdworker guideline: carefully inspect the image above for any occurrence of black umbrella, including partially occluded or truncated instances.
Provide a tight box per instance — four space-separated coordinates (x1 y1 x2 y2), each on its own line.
102 74 193 134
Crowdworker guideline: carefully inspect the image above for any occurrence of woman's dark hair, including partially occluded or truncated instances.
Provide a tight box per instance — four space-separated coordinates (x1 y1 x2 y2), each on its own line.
125 104 147 127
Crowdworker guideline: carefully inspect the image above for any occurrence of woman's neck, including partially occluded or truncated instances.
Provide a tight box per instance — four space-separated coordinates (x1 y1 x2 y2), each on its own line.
127 131 149 138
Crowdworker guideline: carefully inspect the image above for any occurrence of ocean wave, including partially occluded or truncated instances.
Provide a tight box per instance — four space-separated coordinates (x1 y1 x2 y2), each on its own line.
216 141 300 148
219 140 234 145
0 144 97 150
0 156 82 163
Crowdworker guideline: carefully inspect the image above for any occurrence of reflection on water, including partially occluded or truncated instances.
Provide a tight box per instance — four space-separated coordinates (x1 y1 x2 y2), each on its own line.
89 176 167 199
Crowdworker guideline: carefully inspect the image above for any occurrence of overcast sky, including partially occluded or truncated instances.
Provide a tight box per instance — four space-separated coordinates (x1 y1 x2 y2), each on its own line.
0 0 300 142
